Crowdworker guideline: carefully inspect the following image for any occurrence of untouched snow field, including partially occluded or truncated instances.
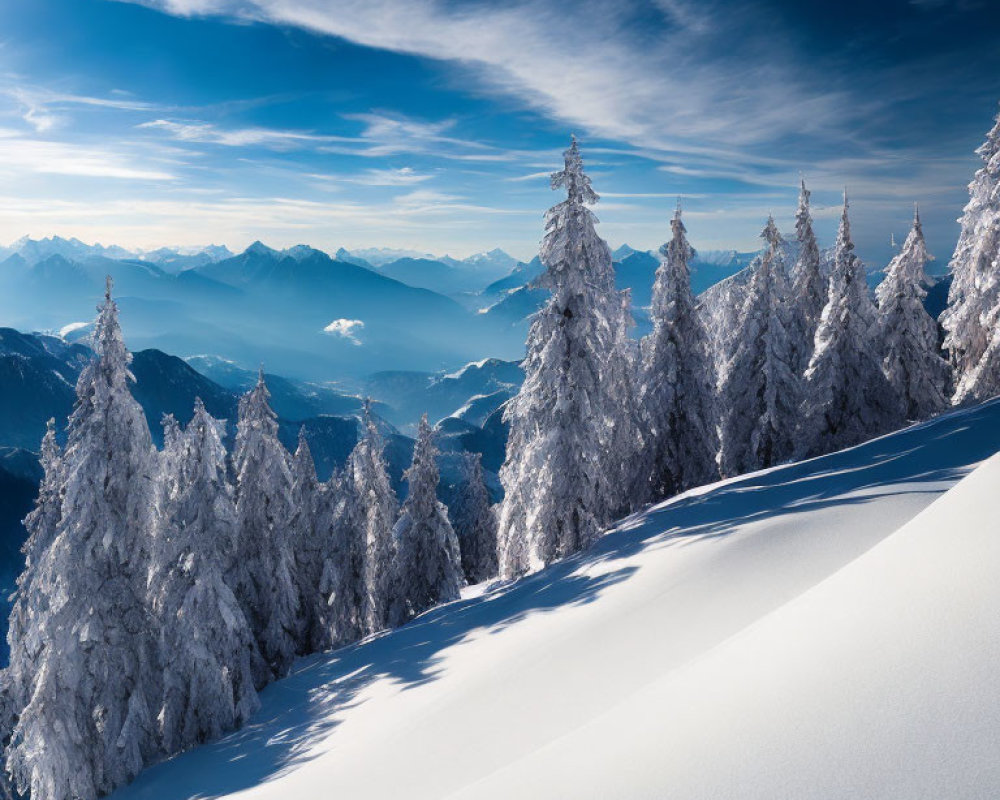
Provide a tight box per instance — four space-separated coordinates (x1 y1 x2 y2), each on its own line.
115 399 1000 800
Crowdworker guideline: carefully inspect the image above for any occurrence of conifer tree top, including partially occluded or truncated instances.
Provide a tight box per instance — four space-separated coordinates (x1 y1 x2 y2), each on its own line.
93 275 133 385
238 367 277 432
405 414 439 488
659 204 695 266
39 418 59 469
762 215 784 250
837 191 854 257
293 426 317 485
905 204 929 259
550 136 598 206
876 203 933 307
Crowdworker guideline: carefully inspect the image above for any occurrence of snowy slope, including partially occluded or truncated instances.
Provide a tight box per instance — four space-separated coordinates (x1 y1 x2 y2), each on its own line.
114 399 1000 800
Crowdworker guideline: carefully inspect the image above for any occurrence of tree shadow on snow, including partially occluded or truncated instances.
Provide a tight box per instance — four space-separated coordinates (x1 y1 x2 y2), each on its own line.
114 397 1000 800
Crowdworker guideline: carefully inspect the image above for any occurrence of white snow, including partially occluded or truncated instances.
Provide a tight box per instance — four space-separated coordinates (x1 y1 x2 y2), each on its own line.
112 398 1000 800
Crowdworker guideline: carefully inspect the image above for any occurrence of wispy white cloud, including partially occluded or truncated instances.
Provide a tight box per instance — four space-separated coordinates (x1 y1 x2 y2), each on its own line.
137 118 349 148
506 171 551 183
0 129 175 180
1 84 159 132
323 318 364 344
348 167 433 186
113 0 859 157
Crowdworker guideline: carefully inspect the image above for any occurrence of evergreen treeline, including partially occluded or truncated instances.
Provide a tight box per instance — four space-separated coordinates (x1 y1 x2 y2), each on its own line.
496 111 1000 578
2 108 1000 800
0 283 481 800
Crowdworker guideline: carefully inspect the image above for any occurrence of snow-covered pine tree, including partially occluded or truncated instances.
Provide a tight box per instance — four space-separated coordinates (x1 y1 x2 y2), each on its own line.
310 467 360 650
496 137 631 578
1 418 62 774
801 194 902 456
345 399 398 635
608 289 644 513
719 217 801 477
289 427 325 653
6 278 160 800
155 412 184 527
875 207 950 419
151 398 259 755
942 108 1000 404
231 369 298 684
388 415 463 626
449 451 498 585
23 418 62 568
636 204 719 501
161 413 182 468
789 179 827 375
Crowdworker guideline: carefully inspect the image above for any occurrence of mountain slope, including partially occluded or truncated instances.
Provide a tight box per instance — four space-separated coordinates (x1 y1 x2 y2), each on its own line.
111 397 1000 800
473 451 1000 800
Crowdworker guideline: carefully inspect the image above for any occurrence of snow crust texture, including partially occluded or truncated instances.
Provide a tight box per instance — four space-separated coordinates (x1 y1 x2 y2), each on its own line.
111 397 1000 800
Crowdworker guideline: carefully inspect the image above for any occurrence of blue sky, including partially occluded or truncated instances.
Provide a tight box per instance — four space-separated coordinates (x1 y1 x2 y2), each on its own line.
0 0 998 264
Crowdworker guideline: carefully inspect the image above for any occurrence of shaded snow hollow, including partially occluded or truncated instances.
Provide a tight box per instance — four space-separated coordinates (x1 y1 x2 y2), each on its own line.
114 399 1000 800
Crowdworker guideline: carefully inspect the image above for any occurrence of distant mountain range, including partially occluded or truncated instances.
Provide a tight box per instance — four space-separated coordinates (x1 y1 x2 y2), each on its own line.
0 324 518 661
0 235 764 388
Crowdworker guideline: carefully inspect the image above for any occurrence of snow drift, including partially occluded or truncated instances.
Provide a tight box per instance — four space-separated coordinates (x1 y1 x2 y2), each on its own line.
113 398 1000 800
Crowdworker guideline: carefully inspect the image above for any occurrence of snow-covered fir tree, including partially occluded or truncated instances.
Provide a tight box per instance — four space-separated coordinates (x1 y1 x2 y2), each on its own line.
160 413 182 470
789 179 827 374
231 369 298 683
801 194 902 456
388 415 463 626
449 451 498 585
151 398 259 755
941 108 1000 404
496 137 633 579
6 278 159 800
636 204 719 501
875 207 950 419
345 399 398 634
608 289 644 512
310 466 364 649
719 217 801 477
1 418 62 775
289 427 326 653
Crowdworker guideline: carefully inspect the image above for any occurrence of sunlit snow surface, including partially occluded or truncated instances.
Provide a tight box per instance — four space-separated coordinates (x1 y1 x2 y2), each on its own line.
114 399 1000 800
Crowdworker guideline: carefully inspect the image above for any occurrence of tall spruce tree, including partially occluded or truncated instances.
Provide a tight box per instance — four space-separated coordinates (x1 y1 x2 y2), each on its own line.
388 416 463 626
719 217 801 477
789 179 827 374
942 108 1000 403
6 278 159 800
231 369 298 684
290 427 325 653
609 289 644 513
496 137 630 579
1 418 63 786
345 400 398 635
637 204 718 501
315 472 365 650
312 468 360 650
151 399 259 754
876 207 950 419
801 194 902 456
449 451 498 585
